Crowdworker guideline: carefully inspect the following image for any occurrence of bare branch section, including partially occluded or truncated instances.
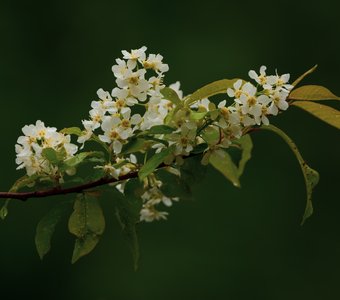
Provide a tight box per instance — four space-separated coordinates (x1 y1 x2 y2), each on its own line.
0 171 139 201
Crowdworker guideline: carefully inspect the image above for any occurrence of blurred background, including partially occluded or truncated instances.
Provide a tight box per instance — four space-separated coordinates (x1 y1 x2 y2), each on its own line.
0 0 339 299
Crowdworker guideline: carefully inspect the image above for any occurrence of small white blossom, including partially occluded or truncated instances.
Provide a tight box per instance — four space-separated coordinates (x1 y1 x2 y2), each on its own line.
121 46 147 69
249 65 270 86
227 79 243 99
143 53 169 73
15 120 78 177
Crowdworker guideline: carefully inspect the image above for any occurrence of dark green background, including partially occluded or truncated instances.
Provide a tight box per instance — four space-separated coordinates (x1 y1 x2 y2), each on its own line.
0 1 339 299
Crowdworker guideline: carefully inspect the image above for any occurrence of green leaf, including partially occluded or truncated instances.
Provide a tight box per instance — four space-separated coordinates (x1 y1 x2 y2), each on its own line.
186 79 241 106
142 136 169 146
138 145 176 180
35 201 70 259
121 138 147 155
235 135 253 177
9 175 39 192
190 110 207 120
115 179 143 270
262 125 319 224
63 151 105 168
191 143 208 154
68 193 106 263
145 125 176 135
201 126 220 145
42 148 66 165
289 85 340 101
292 65 318 87
161 87 182 105
209 149 240 187
60 127 83 136
157 155 207 201
0 199 9 220
292 101 340 130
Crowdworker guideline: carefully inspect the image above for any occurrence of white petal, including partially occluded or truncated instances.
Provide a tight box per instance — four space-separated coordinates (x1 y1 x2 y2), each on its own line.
234 79 242 90
218 100 226 108
227 88 235 97
113 140 122 154
248 70 258 80
281 73 290 83
278 100 289 111
130 114 142 125
260 65 267 75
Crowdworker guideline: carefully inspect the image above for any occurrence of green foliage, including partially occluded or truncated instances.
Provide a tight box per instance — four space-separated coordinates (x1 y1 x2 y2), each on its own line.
209 149 241 187
292 101 340 129
201 126 220 145
42 148 66 165
2 62 340 268
0 200 9 220
60 127 83 136
235 134 253 177
114 179 144 270
62 151 105 168
142 125 176 135
68 193 106 263
208 134 253 187
185 79 240 105
138 145 176 180
160 87 182 105
289 85 340 101
190 111 207 120
35 201 71 259
121 138 148 155
262 125 319 224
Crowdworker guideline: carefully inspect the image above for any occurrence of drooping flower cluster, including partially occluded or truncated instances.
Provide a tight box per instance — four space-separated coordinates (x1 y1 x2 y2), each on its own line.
140 175 179 222
15 120 78 177
15 46 295 223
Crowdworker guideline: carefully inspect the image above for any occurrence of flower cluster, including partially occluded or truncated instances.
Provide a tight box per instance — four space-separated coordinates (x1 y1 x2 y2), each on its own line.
140 175 179 222
15 47 295 223
78 46 171 151
15 120 78 177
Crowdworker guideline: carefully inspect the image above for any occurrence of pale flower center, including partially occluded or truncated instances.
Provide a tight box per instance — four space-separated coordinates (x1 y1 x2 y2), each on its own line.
247 96 257 106
110 131 119 139
121 119 130 128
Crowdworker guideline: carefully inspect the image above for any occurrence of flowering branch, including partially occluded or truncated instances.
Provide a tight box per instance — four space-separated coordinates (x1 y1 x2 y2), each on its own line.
1 46 339 265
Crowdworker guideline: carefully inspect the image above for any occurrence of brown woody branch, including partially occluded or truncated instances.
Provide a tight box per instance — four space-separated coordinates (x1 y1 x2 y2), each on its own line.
0 171 139 201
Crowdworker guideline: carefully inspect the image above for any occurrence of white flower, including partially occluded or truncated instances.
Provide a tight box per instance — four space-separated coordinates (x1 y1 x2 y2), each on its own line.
121 46 147 69
237 82 262 117
227 79 243 99
112 58 132 79
254 95 271 125
169 122 197 155
115 69 149 101
140 206 168 222
249 65 269 86
267 90 290 115
218 101 240 125
143 53 169 73
97 88 112 101
15 121 78 177
111 88 138 110
98 110 142 154
266 72 294 92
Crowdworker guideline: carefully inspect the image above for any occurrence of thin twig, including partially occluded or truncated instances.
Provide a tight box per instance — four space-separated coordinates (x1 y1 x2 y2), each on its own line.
0 170 139 201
